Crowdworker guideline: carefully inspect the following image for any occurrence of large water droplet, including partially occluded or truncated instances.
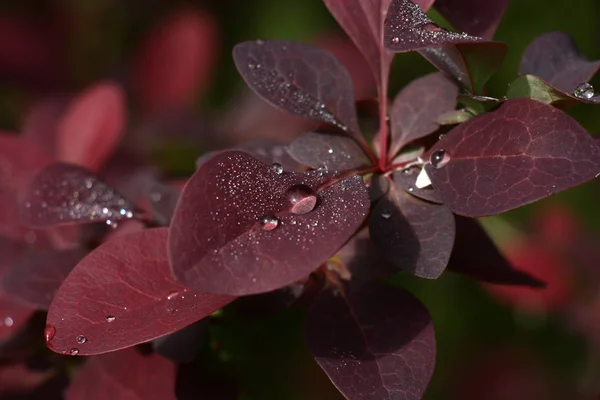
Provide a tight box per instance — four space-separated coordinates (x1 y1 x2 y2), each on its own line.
106 316 116 322
573 82 595 99
69 348 79 355
286 185 317 215
430 149 450 169
76 335 87 344
271 163 284 174
4 317 13 327
260 215 279 231
44 324 56 342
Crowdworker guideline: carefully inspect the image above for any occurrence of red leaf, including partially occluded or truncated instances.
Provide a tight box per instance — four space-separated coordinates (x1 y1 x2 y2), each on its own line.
424 98 600 217
306 283 436 400
434 0 509 39
66 348 177 400
133 7 218 113
19 163 135 228
57 81 126 171
22 97 69 156
390 73 458 156
233 40 361 136
169 151 369 295
370 182 455 278
285 131 370 170
45 228 234 356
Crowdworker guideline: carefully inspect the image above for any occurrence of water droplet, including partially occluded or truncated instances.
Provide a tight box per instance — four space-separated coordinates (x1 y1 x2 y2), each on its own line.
573 82 594 99
381 212 391 219
391 37 400 44
327 148 334 154
402 168 412 175
438 133 446 140
69 348 79 355
408 186 415 192
423 23 443 32
286 185 317 215
271 163 284 174
105 219 119 229
76 335 87 344
430 149 450 169
256 39 264 45
260 215 279 231
44 324 56 342
167 291 179 300
4 317 13 327
106 316 116 322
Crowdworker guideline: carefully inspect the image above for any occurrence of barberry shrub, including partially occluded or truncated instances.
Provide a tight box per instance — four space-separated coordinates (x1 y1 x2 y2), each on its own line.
2 0 600 398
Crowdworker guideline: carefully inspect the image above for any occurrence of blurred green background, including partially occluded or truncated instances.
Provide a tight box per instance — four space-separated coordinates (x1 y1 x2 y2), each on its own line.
1 0 600 399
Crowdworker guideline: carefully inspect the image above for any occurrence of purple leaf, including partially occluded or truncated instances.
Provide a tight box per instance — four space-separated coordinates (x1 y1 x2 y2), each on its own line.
45 228 234 356
370 182 455 278
236 138 304 172
232 40 361 135
3 247 88 310
147 181 181 226
424 98 600 217
18 163 136 228
306 283 435 400
384 0 506 93
434 0 509 38
285 131 370 170
392 167 442 203
390 73 458 156
521 31 600 94
447 216 545 286
66 348 177 400
169 151 370 296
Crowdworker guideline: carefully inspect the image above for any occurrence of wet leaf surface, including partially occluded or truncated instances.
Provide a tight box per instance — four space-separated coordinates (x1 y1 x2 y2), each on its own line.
392 167 442 203
425 98 600 217
169 151 369 296
434 0 509 38
66 348 177 400
3 247 88 310
306 283 435 400
46 228 234 356
286 131 370 171
370 183 455 278
447 216 545 286
233 40 361 135
390 72 458 156
18 163 135 228
236 138 304 172
521 31 600 94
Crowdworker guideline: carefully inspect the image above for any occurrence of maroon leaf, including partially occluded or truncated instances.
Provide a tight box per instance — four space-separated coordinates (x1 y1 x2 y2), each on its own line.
232 40 361 135
306 283 435 400
424 98 600 217
390 73 458 156
384 0 506 93
18 163 136 228
22 97 68 156
146 181 182 226
370 182 455 278
521 31 600 94
45 228 234 356
286 131 370 170
236 138 304 172
392 167 442 203
434 0 509 38
447 216 545 287
3 247 88 310
66 348 177 400
169 151 369 296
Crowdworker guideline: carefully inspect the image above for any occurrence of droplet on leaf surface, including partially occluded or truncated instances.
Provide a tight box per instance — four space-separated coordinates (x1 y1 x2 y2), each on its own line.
271 163 284 174
44 324 56 342
430 149 450 169
69 348 79 355
573 82 595 99
286 185 317 215
76 335 87 344
106 316 116 322
260 215 279 231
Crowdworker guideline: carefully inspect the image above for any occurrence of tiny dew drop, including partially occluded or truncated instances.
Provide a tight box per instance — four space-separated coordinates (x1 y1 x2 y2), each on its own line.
573 82 595 99
167 291 179 300
391 37 400 44
260 215 279 231
430 149 450 169
76 335 87 344
381 212 391 219
44 324 56 342
271 163 284 174
286 185 317 215
106 316 116 322
408 186 415 192
69 348 79 355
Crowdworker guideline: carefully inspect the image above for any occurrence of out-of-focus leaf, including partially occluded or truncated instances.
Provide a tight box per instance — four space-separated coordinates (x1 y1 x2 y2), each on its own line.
153 319 208 363
133 7 218 113
390 72 458 156
306 283 435 400
66 348 177 400
286 131 370 170
57 81 126 171
3 247 88 310
520 31 600 94
169 151 369 296
447 216 545 286
507 75 581 107
22 97 68 155
434 0 509 38
425 98 600 217
18 163 135 228
370 183 455 278
233 40 361 136
146 181 181 226
45 228 234 356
